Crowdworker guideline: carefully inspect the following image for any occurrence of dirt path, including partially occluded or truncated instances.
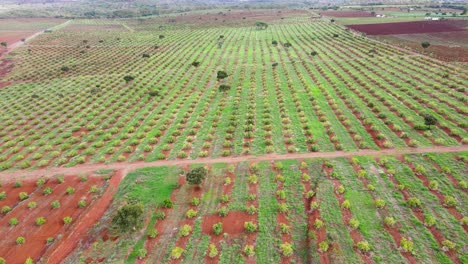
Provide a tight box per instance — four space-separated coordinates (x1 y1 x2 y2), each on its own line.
0 146 466 181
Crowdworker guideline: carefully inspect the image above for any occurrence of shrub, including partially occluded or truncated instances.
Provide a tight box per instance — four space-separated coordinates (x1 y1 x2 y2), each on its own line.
16 236 26 245
19 192 29 201
179 225 192 236
36 178 46 187
191 197 200 206
318 241 329 252
400 237 414 253
207 243 218 258
341 200 351 209
1 206 11 214
357 241 371 253
443 196 457 207
383 217 396 227
461 216 468 226
367 184 375 191
63 216 72 225
305 190 315 199
171 247 184 259
314 219 324 229
218 206 229 217
441 240 456 251
218 84 231 92
35 217 46 226
161 199 173 208
9 217 19 226
14 181 23 188
220 194 230 203
186 167 207 186
349 218 360 229
459 181 467 189
148 228 158 238
0 191 5 200
66 187 75 195
137 248 147 259
248 174 258 184
280 242 293 256
246 205 257 215
244 221 257 233
51 200 60 209
186 209 197 219
280 223 290 234
374 199 386 209
217 71 228 80
123 75 135 83
424 215 436 227
112 203 144 233
244 245 255 257
213 222 223 235
43 187 53 195
278 203 289 213
336 185 345 194
78 199 87 208
27 201 37 209
407 197 422 208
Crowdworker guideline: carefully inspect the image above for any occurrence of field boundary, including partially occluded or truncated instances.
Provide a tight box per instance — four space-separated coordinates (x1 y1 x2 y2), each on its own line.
0 146 466 181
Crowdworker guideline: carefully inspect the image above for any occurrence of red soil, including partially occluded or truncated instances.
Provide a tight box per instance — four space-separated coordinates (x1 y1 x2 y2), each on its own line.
348 20 467 35
0 31 35 46
44 171 123 264
319 11 374 17
201 211 254 238
0 174 110 264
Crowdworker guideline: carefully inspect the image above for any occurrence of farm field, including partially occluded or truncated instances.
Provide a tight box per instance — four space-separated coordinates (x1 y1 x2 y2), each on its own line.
0 169 119 264
58 151 467 263
0 13 466 172
0 5 467 264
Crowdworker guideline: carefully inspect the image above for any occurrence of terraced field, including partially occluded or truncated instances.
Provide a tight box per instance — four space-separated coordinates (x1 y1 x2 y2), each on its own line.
0 16 466 171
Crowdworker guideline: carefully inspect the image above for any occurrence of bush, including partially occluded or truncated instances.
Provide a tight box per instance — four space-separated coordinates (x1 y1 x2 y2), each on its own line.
374 199 386 209
14 181 23 188
424 215 436 227
218 206 229 217
443 196 457 207
217 71 228 80
19 192 29 201
9 217 19 226
112 203 144 233
35 217 46 226
244 221 257 233
213 222 223 235
191 197 200 206
400 237 414 253
16 236 26 245
441 240 456 251
137 248 147 259
1 206 11 214
341 200 351 209
178 225 193 238
43 187 53 195
244 245 255 257
246 205 257 215
123 75 135 83
208 243 218 258
0 191 5 200
36 178 46 187
66 187 75 195
314 219 324 229
280 242 293 256
384 217 396 227
171 247 184 259
51 200 60 209
63 216 72 225
78 199 87 208
186 209 197 219
186 167 207 186
218 84 231 92
280 223 290 234
349 218 360 229
357 241 371 252
161 199 173 208
318 241 329 252
406 197 422 208
27 201 37 209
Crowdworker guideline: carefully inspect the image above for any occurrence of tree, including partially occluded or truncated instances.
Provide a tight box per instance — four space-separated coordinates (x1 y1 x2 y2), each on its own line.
218 84 231 92
423 114 437 129
186 167 207 186
272 40 278 45
123 75 135 83
421 41 430 49
255 21 268 30
60 66 69 72
217 70 228 80
0 42 7 47
112 202 144 233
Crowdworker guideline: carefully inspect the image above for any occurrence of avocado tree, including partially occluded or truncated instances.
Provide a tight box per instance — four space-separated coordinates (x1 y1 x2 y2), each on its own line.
186 167 207 186
423 113 437 129
112 202 144 233
421 41 430 50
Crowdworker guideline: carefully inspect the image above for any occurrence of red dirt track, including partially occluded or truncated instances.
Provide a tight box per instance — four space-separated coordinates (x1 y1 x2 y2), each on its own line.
319 11 374 17
347 20 467 35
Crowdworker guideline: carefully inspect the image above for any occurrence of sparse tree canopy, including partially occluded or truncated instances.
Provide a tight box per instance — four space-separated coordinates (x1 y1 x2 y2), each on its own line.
423 114 437 129
255 21 268 30
217 70 228 80
112 202 144 233
124 75 135 83
186 167 207 186
421 41 430 49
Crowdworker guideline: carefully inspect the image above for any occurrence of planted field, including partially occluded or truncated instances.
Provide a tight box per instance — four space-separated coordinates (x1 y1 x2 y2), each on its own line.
0 170 118 264
347 20 467 35
319 11 375 17
61 151 467 263
0 16 466 172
